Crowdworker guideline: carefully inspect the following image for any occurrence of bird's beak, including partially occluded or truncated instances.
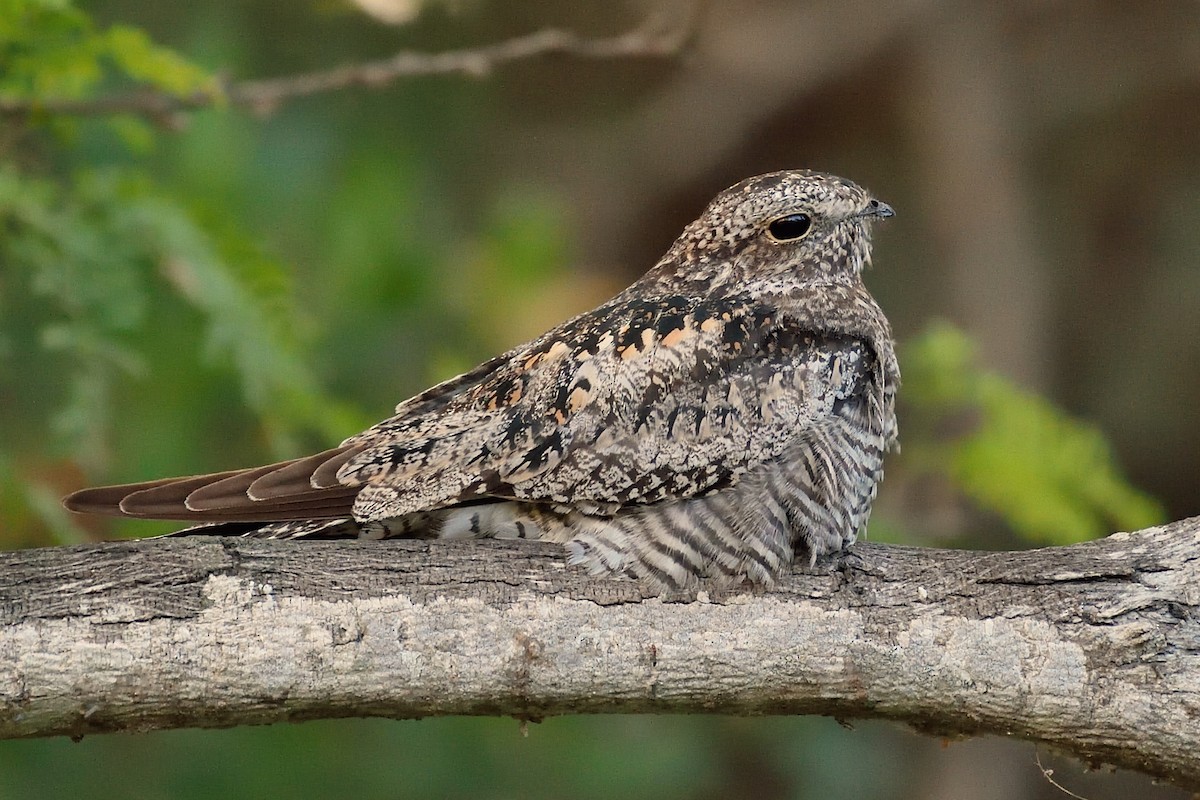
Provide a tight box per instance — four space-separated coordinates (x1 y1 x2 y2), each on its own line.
862 200 895 219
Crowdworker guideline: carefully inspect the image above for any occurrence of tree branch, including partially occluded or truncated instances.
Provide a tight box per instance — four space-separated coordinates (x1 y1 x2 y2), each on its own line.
2 517 1198 790
0 15 694 124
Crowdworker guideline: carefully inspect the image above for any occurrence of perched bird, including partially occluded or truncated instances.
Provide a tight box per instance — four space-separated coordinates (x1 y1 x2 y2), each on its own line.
64 170 899 591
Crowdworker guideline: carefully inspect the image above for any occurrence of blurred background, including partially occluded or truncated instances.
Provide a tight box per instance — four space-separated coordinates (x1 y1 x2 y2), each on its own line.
2 0 1198 797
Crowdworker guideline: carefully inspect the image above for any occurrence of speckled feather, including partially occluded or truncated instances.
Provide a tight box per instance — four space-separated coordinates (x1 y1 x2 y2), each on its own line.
64 170 899 592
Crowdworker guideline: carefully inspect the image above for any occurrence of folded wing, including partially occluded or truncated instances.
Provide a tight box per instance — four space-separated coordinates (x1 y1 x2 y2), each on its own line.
64 294 880 527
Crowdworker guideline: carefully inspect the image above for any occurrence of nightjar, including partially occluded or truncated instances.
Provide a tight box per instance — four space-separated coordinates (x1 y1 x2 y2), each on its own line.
64 170 899 592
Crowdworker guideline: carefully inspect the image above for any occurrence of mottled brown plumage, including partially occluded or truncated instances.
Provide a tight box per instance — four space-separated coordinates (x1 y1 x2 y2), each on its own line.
64 170 899 591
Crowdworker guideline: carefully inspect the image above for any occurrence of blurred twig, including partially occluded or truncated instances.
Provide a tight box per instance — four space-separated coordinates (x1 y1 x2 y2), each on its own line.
0 13 696 125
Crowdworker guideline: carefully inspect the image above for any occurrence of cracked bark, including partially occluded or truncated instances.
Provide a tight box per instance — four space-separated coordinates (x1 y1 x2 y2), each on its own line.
2 517 1198 790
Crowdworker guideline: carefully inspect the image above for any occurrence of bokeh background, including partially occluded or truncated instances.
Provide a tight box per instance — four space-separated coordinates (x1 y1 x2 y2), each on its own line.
2 0 1198 797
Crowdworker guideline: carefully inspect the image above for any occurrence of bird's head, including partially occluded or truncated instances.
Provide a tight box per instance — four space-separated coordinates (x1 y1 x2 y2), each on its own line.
662 170 894 289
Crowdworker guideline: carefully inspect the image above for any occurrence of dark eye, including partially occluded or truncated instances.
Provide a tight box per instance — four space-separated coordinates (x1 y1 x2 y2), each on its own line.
767 213 812 242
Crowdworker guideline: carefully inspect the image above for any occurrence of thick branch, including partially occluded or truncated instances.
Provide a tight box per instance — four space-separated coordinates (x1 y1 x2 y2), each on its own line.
0 17 693 123
2 518 1198 789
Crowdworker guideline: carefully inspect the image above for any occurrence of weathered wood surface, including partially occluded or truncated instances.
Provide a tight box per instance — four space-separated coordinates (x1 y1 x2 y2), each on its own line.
2 517 1197 789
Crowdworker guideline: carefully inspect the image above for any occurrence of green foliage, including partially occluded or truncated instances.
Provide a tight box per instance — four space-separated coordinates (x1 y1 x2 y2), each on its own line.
901 321 1165 544
0 0 217 104
112 184 368 451
0 164 360 458
0 2 368 544
0 0 219 156
102 24 215 96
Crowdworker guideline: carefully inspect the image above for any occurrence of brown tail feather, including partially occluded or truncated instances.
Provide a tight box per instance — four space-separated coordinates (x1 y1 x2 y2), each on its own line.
64 471 249 515
62 446 363 522
247 445 366 497
311 444 368 488
135 496 356 522
122 466 289 514
183 461 300 510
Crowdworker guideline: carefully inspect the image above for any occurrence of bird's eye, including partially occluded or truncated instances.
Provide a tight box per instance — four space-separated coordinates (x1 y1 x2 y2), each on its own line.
766 213 813 242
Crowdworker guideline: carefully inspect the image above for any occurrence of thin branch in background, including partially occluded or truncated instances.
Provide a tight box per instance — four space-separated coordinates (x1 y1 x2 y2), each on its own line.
0 12 698 126
1035 750 1094 800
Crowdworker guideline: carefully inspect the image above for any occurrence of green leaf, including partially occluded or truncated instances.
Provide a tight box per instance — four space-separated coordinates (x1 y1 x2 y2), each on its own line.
1 163 365 479
0 1 218 130
117 190 369 452
102 24 218 97
901 321 1165 544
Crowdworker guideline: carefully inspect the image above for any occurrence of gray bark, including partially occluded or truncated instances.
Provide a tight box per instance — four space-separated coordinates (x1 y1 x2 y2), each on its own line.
2 518 1198 789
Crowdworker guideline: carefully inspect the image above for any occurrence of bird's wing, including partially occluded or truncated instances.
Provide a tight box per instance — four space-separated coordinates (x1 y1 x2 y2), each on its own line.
60 353 517 521
339 293 881 521
63 294 880 524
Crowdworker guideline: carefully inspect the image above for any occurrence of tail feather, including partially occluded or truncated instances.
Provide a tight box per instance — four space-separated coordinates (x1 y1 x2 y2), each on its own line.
62 445 362 522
